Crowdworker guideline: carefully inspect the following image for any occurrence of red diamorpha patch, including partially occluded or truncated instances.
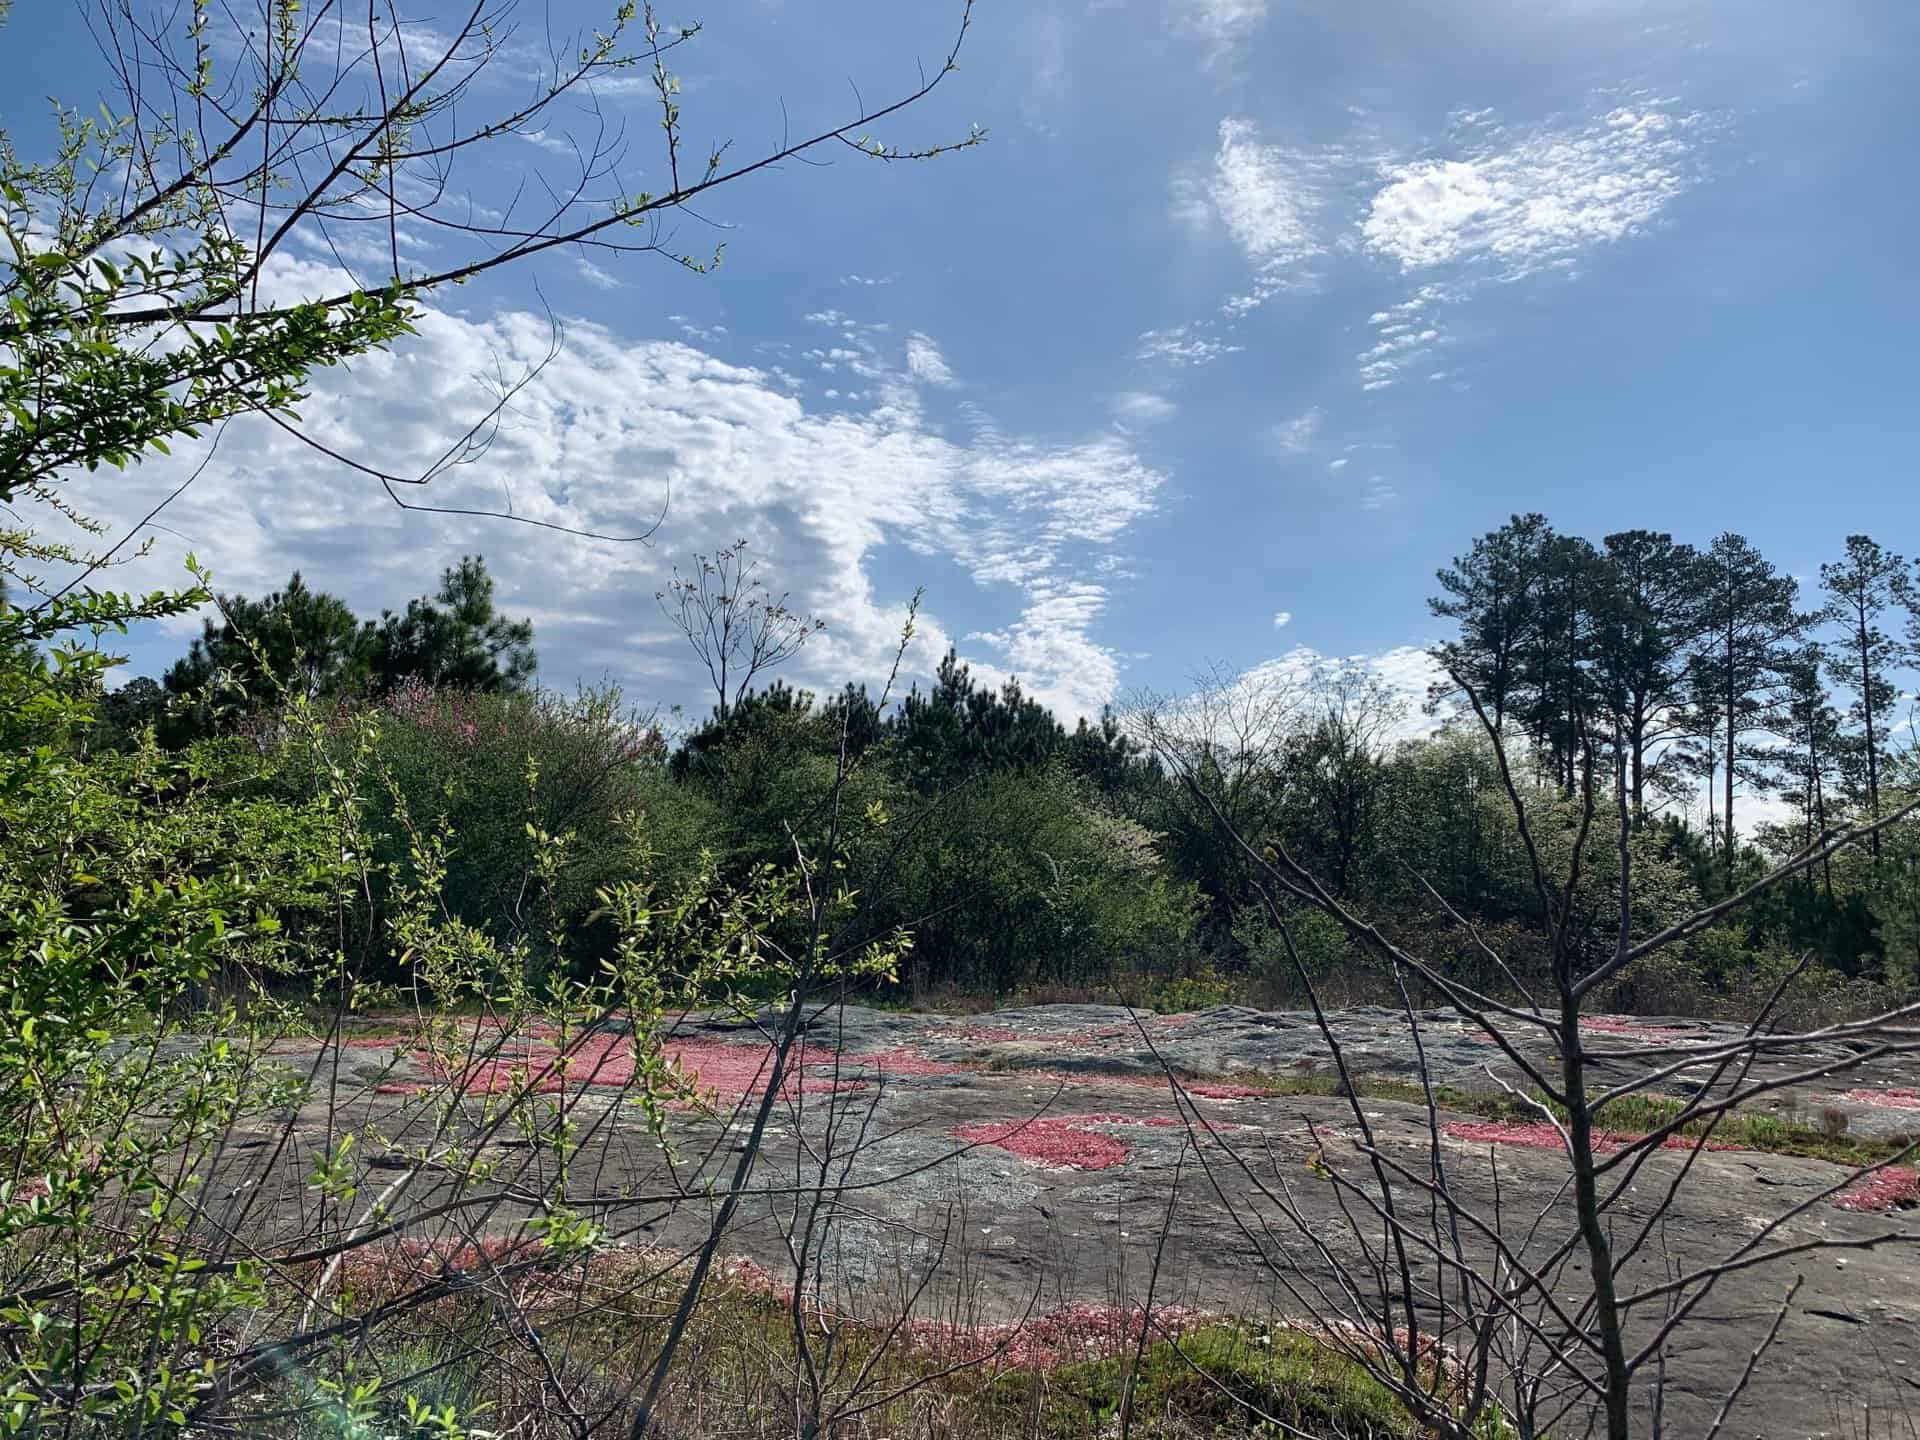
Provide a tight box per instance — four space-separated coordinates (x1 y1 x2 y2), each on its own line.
1580 1015 1701 1044
1446 1120 1581 1151
835 1046 970 1078
1180 1080 1274 1100
953 1113 1178 1170
1443 1121 1733 1155
660 1038 857 1101
1843 1088 1920 1111
1832 1168 1920 1213
332 1234 546 1299
374 1028 975 1102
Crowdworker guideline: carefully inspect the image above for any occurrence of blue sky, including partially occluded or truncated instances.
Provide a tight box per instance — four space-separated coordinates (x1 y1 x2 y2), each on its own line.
9 0 1919 723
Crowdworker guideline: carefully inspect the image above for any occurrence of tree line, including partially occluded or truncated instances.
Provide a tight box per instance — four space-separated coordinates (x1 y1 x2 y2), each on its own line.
90 525 1920 1007
1432 519 1917 877
101 555 536 747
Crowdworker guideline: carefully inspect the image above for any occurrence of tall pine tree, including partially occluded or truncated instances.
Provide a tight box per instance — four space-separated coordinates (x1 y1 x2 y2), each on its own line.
1821 535 1907 858
1593 530 1709 821
1688 533 1806 878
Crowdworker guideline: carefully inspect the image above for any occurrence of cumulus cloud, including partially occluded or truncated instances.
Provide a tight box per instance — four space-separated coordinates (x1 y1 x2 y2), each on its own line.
1271 610 1292 629
1362 104 1709 277
56 259 1164 723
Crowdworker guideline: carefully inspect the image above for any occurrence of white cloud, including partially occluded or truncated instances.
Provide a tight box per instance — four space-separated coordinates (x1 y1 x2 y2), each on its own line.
1275 408 1322 453
905 332 956 387
1189 119 1348 315
1136 325 1244 367
1210 120 1324 267
669 315 730 344
1177 0 1267 55
55 258 1164 723
1328 457 1350 472
575 259 623 290
1362 104 1708 277
1112 391 1177 423
1226 644 1445 744
1361 476 1399 511
1271 610 1292 629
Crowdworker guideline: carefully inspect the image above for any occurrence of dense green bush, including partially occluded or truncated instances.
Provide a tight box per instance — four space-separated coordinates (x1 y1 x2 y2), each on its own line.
270 682 709 983
863 766 1199 996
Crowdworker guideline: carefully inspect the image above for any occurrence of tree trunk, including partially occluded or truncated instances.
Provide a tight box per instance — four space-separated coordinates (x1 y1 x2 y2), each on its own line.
1859 607 1882 861
1724 626 1737 885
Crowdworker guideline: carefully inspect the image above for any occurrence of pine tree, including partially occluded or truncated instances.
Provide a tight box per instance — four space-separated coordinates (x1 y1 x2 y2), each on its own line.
1821 535 1907 858
163 572 380 734
1688 533 1807 878
1428 514 1552 736
1773 643 1848 896
1519 533 1605 794
1593 530 1709 821
373 556 537 694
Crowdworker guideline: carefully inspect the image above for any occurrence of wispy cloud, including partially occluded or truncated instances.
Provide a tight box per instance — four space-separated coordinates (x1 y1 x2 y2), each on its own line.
1112 391 1178 423
906 332 956 387
1196 119 1348 314
1176 0 1267 58
1362 103 1710 277
519 129 576 157
1274 408 1323 453
62 256 1165 723
1136 325 1244 367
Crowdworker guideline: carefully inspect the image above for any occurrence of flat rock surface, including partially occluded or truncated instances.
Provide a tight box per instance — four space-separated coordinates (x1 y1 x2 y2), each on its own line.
212 1002 1920 1438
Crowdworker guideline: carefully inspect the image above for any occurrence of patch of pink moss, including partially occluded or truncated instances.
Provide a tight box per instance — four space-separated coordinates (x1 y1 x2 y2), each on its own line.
953 1113 1179 1170
1180 1080 1274 1099
1444 1120 1733 1155
1842 1087 1920 1111
377 1031 975 1103
1832 1168 1920 1213
1580 1016 1704 1044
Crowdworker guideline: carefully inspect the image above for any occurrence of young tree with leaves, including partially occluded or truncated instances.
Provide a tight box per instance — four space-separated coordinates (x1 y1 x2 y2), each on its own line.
1288 662 1404 898
658 540 824 723
1 0 981 528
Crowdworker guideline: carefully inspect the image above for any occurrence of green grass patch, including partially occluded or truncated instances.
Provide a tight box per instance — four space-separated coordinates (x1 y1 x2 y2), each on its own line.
1238 1072 1910 1168
1011 1323 1420 1438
